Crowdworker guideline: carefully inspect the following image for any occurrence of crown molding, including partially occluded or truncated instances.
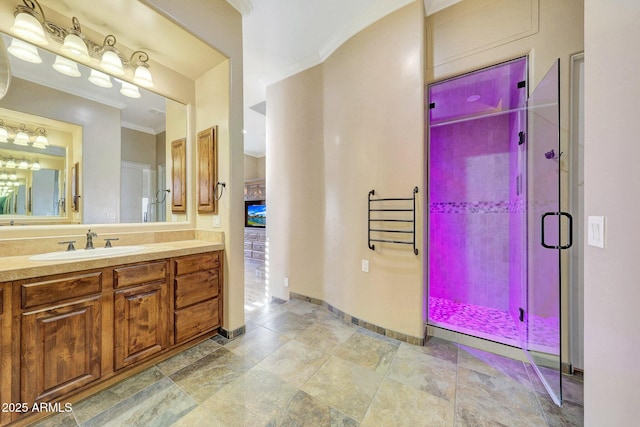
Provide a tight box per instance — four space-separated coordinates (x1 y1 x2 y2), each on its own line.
226 0 254 17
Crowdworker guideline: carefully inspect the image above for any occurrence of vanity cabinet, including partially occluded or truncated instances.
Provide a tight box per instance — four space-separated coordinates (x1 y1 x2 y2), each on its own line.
173 252 222 344
113 261 169 369
0 249 222 425
0 283 13 426
17 271 103 405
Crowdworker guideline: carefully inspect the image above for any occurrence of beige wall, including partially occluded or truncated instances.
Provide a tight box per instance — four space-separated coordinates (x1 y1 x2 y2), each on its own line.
584 1 640 424
244 155 265 181
121 128 157 166
267 2 425 337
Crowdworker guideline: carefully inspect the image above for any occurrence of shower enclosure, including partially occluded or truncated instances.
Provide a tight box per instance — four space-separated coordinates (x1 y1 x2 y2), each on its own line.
427 57 568 405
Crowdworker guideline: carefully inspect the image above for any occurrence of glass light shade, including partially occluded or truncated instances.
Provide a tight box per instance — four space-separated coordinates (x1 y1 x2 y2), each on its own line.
0 127 8 142
88 69 113 88
133 65 153 88
120 81 141 99
6 159 16 168
7 38 42 64
32 134 48 149
61 33 90 61
0 172 7 180
18 159 29 169
10 13 48 45
9 173 17 180
13 182 21 187
100 50 125 75
31 160 41 170
52 55 81 77
13 131 30 146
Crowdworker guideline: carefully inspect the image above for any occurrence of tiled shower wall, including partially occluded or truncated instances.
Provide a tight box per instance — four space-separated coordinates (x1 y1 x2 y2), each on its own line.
429 114 512 311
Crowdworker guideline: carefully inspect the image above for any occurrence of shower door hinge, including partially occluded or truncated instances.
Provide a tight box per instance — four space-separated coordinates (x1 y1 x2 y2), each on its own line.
518 131 525 145
517 80 526 89
429 102 436 109
519 308 525 322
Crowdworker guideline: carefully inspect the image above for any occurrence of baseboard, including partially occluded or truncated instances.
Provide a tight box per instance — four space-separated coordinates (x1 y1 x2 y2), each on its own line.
290 292 424 346
220 324 246 339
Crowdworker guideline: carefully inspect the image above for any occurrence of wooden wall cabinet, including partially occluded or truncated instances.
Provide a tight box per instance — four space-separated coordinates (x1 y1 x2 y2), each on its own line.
197 126 218 213
171 138 187 213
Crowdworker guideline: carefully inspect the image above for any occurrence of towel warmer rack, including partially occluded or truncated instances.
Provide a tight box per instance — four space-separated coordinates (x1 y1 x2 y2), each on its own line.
368 186 419 255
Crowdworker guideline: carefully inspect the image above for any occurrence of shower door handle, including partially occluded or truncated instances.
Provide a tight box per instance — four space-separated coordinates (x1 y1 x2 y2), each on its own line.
541 212 573 249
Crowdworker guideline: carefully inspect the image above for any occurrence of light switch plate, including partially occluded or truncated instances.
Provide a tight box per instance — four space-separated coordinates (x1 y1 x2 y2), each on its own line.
588 216 605 248
361 260 369 273
213 215 221 227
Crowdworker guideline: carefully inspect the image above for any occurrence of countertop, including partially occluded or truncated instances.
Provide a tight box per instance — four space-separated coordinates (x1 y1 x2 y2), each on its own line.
0 240 225 282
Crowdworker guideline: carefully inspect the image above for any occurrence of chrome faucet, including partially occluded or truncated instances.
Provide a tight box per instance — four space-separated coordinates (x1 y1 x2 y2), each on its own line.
85 229 97 249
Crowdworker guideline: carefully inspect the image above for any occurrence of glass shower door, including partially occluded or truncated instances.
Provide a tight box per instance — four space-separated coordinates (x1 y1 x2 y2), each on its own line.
525 59 569 405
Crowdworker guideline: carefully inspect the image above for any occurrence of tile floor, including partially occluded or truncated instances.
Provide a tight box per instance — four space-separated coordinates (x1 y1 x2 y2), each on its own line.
29 261 584 427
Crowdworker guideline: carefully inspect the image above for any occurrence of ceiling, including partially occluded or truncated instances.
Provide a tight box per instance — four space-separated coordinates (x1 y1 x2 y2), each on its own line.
235 0 462 157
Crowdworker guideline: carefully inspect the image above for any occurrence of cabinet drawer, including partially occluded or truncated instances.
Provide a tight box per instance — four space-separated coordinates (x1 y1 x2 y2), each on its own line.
252 241 266 252
244 241 253 250
175 270 219 309
21 272 102 309
174 252 220 276
252 251 266 260
114 261 167 289
174 299 220 343
244 249 252 258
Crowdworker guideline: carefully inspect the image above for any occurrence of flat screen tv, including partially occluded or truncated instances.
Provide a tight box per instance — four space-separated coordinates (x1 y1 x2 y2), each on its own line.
245 201 266 228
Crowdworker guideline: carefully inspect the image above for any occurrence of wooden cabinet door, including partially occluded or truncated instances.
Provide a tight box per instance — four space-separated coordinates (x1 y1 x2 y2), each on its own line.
114 282 168 370
171 138 187 213
21 296 101 404
197 126 218 213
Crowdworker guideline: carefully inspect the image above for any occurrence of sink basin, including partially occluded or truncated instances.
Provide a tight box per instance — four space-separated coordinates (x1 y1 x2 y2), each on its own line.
30 245 144 261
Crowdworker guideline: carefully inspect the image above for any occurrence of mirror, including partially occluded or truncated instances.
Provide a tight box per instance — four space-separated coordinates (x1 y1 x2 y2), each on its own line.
0 33 187 224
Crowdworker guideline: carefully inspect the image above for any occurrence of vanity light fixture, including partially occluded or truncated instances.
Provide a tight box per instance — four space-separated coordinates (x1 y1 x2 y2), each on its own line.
31 159 41 170
5 158 16 169
9 173 17 180
18 158 29 169
0 172 7 180
10 0 154 88
0 121 49 149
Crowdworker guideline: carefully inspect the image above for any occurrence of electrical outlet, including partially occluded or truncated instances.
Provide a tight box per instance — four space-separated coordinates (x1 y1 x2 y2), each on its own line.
284 277 289 288
213 215 221 227
361 260 369 273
